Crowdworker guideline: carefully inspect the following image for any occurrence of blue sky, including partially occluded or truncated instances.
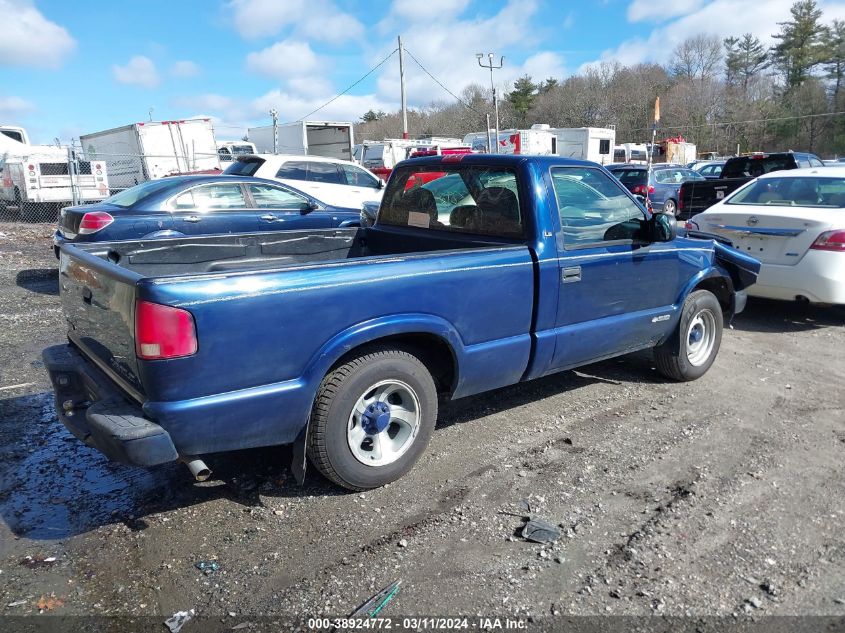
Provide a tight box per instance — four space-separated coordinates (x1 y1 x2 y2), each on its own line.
3 0 845 144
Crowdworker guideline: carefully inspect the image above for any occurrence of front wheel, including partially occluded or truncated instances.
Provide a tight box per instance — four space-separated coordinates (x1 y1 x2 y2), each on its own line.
307 346 438 490
663 199 677 216
654 289 723 381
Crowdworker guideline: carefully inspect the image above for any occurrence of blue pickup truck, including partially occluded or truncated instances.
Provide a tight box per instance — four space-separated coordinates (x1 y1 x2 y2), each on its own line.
44 155 760 490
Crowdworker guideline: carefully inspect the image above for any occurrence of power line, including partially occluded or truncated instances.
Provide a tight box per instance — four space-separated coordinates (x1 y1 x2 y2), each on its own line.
628 110 845 134
294 48 399 122
404 48 483 114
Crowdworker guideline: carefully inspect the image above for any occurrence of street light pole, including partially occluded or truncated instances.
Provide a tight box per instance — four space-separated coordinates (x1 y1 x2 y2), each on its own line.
269 108 279 154
477 52 504 154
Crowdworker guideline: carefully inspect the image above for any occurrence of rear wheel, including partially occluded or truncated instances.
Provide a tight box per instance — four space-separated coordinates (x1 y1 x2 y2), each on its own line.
663 199 677 216
654 289 723 381
307 346 437 490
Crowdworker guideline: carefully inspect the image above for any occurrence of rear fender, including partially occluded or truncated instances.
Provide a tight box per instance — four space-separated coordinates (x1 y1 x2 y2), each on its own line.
292 313 464 485
301 314 465 389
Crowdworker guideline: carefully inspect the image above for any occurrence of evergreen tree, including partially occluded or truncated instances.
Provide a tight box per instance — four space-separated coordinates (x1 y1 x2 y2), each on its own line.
507 75 538 124
823 19 845 102
539 78 559 94
771 0 827 89
724 33 770 91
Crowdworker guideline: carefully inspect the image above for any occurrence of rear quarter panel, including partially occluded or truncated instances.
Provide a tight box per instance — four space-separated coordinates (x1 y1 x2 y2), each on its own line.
136 246 535 451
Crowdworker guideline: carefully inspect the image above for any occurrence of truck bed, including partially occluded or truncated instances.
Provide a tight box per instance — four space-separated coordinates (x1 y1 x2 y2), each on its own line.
69 226 516 277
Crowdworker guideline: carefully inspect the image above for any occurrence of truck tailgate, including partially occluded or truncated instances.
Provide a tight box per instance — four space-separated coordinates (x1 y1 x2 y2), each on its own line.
59 247 144 399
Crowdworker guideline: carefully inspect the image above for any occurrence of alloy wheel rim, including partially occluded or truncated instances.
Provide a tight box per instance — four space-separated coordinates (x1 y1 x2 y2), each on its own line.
347 379 421 467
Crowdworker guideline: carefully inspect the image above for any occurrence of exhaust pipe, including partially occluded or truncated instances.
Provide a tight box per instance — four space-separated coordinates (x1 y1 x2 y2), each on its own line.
181 456 211 482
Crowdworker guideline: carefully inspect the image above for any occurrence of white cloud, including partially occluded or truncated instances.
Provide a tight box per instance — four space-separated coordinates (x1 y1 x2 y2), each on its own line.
0 0 75 68
250 89 397 124
171 60 200 77
246 40 320 79
590 0 845 69
112 55 160 88
386 0 472 22
375 0 565 107
627 0 704 23
175 94 237 112
229 0 364 42
0 95 36 120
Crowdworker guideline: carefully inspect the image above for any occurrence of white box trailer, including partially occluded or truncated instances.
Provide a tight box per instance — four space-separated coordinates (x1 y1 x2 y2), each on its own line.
80 119 221 191
550 127 616 165
463 127 556 155
247 121 354 160
0 130 110 219
665 141 697 165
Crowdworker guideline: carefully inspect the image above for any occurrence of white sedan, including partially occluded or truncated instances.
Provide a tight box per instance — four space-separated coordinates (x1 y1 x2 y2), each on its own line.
688 167 845 305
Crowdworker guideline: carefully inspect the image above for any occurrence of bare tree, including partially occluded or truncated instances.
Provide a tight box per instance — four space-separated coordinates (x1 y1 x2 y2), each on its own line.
671 34 724 80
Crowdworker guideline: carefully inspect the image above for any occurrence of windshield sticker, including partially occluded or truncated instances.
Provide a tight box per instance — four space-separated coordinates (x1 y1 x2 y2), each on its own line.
407 211 430 228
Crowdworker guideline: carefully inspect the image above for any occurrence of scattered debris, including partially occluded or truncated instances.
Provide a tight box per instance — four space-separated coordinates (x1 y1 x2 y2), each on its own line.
20 555 57 568
165 609 196 633
521 518 561 544
346 580 401 619
746 596 762 609
761 580 778 597
35 594 64 612
834 598 845 606
194 561 220 574
397 539 408 548
7 599 28 608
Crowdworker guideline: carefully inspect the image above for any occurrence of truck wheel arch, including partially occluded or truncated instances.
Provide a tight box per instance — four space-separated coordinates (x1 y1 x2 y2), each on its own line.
303 315 463 398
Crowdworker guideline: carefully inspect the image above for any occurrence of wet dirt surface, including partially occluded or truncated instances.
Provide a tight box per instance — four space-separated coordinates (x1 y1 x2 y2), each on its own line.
0 222 843 627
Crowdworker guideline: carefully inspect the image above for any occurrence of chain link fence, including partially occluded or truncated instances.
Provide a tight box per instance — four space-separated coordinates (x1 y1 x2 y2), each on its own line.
1 143 224 224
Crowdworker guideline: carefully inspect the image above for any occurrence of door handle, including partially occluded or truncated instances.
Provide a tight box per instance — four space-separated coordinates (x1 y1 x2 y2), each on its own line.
259 214 277 221
562 266 581 283
184 215 202 223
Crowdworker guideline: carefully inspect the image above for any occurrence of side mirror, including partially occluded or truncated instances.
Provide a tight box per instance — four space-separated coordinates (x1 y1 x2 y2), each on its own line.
361 201 379 227
302 201 319 213
651 212 677 242
634 194 647 207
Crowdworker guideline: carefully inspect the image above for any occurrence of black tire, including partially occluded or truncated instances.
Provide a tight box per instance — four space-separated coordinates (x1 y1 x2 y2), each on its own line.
663 199 677 216
307 346 438 491
654 289 723 381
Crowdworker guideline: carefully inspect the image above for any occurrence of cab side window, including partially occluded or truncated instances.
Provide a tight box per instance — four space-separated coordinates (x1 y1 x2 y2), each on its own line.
551 166 646 249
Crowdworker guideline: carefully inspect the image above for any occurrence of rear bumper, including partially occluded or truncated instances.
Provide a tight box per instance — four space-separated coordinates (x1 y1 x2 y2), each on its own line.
747 251 845 305
42 344 178 466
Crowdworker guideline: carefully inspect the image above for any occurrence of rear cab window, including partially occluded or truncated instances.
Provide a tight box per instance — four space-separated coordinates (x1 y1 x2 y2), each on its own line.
379 165 524 239
721 155 796 179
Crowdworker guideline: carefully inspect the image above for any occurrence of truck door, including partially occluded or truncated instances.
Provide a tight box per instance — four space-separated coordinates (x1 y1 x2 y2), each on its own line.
170 182 258 235
547 165 681 369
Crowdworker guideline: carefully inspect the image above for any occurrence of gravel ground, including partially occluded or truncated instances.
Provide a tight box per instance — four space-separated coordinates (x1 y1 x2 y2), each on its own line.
0 221 843 630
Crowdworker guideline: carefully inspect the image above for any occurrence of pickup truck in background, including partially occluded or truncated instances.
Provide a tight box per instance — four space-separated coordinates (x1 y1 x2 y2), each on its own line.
44 155 760 491
677 151 825 220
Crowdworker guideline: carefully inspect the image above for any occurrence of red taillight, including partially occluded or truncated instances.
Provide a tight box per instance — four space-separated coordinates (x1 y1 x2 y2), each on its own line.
684 221 699 230
28 164 35 171
810 229 845 252
78 211 114 234
135 300 197 360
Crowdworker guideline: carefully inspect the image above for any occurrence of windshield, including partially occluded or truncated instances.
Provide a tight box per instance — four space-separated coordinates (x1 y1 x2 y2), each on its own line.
101 179 175 208
726 176 845 207
231 145 254 155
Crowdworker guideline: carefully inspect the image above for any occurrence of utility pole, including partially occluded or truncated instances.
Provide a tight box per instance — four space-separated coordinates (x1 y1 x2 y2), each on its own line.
477 52 504 154
270 108 278 154
398 36 408 140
